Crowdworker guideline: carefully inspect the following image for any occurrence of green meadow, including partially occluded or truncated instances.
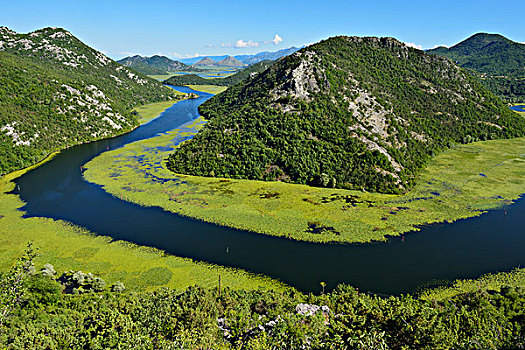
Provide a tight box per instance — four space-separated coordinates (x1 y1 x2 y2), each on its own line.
84 111 525 244
147 74 179 81
188 85 228 94
0 103 284 293
134 99 181 124
420 268 525 301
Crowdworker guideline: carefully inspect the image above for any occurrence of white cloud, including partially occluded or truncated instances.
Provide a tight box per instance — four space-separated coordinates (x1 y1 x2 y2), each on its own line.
221 34 284 49
170 52 201 59
205 44 214 48
430 44 449 49
404 42 423 50
234 39 259 48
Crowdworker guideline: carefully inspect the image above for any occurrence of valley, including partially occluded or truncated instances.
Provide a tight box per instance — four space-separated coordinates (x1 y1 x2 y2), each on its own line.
85 97 525 244
0 98 281 293
1 26 524 294
0 15 524 348
8 84 520 297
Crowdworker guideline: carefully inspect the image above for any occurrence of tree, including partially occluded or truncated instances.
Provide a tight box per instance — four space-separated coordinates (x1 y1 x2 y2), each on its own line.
0 243 37 330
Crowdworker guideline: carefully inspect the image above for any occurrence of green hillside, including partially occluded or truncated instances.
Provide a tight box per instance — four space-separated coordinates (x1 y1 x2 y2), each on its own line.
0 27 178 173
163 60 274 87
117 55 200 75
428 33 525 102
428 33 525 76
167 36 525 194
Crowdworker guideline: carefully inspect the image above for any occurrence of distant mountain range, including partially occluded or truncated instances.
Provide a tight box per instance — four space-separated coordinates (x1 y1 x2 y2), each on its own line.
179 46 301 66
428 33 525 102
117 47 301 75
192 56 246 68
233 46 301 65
117 55 199 75
0 26 177 173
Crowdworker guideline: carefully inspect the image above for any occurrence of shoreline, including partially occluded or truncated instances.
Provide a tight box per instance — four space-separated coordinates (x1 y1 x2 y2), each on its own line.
0 98 285 292
84 115 525 244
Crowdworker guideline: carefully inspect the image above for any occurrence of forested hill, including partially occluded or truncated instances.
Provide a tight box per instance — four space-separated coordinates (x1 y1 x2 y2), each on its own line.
428 33 525 102
0 26 178 173
163 60 274 87
428 33 525 77
167 36 525 194
117 55 200 75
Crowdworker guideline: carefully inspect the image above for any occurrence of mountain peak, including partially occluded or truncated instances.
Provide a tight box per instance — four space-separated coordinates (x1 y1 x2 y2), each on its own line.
427 32 525 77
216 56 246 67
167 34 525 193
117 54 197 74
0 26 16 35
192 57 217 67
0 26 176 173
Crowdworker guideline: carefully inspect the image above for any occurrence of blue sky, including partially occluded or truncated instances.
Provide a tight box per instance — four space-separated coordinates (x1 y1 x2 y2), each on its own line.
1 0 523 60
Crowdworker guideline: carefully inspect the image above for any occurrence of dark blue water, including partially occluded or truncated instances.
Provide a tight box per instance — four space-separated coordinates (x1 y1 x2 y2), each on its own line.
510 105 525 112
14 86 525 295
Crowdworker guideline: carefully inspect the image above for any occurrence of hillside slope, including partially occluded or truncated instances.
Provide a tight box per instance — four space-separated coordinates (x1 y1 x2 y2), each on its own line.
192 57 217 67
0 26 178 173
167 36 525 193
215 56 246 68
163 60 273 87
428 33 525 76
192 56 246 68
428 33 525 102
117 55 199 75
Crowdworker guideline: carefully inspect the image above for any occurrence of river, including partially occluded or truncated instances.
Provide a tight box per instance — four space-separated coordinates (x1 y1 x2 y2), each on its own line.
14 86 525 295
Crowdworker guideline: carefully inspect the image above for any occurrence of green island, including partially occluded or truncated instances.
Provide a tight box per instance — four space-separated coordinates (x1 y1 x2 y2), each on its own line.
147 73 179 81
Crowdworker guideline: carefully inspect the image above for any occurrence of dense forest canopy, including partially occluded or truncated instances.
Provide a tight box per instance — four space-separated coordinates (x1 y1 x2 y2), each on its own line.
428 33 525 102
167 36 525 194
117 55 201 75
0 27 178 173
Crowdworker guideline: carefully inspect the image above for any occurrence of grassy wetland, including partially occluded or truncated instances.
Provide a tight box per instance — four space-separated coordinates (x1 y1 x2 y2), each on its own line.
420 268 525 301
0 102 285 293
187 85 228 94
84 103 525 244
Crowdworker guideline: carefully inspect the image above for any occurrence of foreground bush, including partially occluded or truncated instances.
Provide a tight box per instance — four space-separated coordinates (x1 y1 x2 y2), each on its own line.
0 269 523 349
